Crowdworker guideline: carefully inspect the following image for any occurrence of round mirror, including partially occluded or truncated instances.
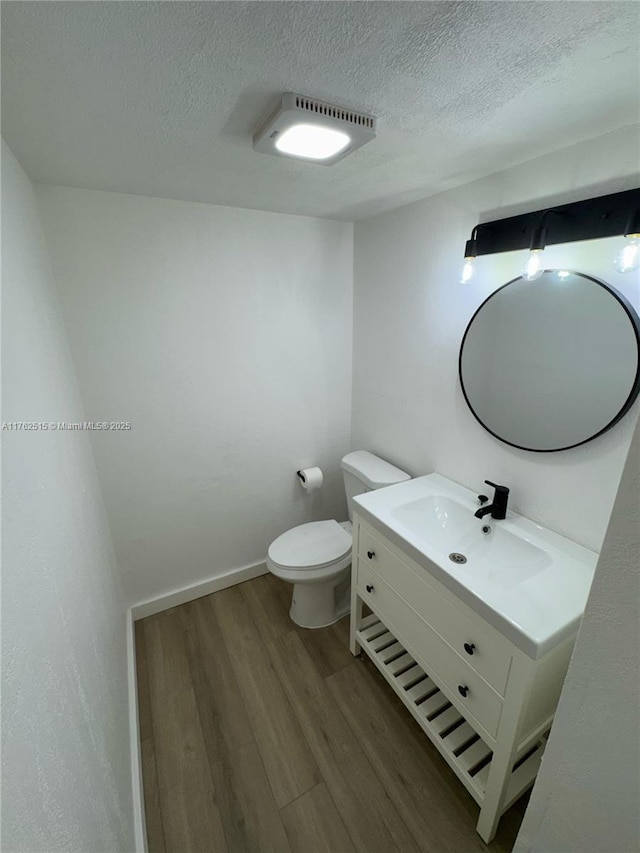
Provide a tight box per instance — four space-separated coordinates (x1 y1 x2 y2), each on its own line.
459 270 640 452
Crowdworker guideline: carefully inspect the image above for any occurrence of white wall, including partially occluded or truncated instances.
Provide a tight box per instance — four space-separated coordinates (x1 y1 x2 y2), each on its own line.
353 127 640 552
36 187 353 606
1 143 135 850
514 414 640 853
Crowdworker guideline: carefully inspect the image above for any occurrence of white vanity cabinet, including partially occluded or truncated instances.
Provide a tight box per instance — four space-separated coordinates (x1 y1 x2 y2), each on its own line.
350 514 575 844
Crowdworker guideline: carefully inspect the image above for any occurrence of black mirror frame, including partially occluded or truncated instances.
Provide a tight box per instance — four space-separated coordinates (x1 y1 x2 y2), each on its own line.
458 270 640 453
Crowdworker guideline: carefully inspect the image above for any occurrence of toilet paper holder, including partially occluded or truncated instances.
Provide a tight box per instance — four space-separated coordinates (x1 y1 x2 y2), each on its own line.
296 467 323 491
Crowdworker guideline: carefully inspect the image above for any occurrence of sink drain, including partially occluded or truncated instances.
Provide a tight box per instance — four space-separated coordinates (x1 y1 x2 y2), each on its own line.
449 552 467 564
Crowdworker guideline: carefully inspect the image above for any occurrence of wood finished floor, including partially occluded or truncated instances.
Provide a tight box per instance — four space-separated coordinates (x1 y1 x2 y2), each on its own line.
136 574 528 853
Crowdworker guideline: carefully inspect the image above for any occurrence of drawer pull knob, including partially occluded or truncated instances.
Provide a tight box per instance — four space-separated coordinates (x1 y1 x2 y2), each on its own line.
366 584 374 593
463 642 476 656
367 550 375 560
458 684 469 698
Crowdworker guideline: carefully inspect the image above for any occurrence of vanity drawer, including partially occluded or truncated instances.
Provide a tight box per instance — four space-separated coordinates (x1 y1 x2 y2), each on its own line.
357 523 512 696
357 561 503 741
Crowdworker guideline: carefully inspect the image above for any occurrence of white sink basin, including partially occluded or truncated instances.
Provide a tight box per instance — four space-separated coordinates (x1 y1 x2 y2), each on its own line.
390 495 552 589
354 473 598 657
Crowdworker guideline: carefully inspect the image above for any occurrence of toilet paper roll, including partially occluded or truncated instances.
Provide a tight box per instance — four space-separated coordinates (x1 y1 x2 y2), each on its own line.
297 467 323 492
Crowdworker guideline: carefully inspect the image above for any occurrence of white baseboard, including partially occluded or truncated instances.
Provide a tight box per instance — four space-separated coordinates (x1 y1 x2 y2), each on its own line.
126 608 148 853
130 561 269 621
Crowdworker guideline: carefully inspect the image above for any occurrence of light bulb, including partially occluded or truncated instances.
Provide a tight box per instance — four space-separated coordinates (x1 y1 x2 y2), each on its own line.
522 250 544 281
275 124 350 160
614 237 640 274
460 259 475 284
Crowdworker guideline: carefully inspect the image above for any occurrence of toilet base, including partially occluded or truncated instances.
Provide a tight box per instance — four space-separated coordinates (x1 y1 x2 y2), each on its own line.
289 571 351 629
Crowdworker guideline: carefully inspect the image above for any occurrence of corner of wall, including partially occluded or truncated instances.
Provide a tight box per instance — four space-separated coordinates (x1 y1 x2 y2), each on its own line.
126 610 149 852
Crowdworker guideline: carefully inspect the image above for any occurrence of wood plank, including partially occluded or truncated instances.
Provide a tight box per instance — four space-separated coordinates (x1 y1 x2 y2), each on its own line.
444 720 479 754
370 630 395 652
242 573 353 678
406 675 438 703
140 738 166 853
268 630 420 853
240 573 292 644
396 663 426 689
209 586 320 808
430 705 464 738
359 616 384 639
417 692 451 721
328 659 492 853
142 612 228 853
332 612 350 647
135 622 153 743
295 617 354 679
378 640 405 663
209 740 291 853
179 597 253 764
386 651 415 676
280 783 356 853
457 738 493 774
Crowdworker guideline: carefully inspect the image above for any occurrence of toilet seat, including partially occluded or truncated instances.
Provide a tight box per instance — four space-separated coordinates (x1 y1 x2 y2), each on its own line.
267 520 352 572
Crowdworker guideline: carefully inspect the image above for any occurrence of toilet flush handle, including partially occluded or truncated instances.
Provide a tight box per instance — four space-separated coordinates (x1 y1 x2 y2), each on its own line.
367 550 375 559
366 584 374 593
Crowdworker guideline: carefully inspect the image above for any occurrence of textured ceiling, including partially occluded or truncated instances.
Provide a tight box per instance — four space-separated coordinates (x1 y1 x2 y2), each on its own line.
2 1 639 221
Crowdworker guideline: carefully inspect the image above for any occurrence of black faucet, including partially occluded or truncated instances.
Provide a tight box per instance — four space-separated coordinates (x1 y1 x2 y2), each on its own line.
474 480 510 520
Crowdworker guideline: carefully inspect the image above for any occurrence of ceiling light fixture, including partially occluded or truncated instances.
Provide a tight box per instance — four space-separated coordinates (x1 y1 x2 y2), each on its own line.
253 93 376 165
614 209 640 274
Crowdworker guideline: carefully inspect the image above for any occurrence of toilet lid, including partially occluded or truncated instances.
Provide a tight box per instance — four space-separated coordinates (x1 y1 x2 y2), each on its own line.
268 520 352 570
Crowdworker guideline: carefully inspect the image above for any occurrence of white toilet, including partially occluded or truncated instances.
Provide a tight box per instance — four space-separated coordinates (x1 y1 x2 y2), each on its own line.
267 451 411 629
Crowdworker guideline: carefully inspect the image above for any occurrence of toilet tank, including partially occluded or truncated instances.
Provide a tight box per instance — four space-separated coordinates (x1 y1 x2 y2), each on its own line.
341 451 411 521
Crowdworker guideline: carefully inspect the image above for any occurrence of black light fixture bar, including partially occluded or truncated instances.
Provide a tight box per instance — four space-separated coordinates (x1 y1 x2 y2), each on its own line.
471 188 640 257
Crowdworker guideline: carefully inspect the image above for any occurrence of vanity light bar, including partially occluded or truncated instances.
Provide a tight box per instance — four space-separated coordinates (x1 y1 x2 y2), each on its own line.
466 188 640 257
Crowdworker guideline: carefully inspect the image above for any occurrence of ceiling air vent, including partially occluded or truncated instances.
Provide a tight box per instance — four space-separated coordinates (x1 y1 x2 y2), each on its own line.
293 95 376 130
253 92 377 166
